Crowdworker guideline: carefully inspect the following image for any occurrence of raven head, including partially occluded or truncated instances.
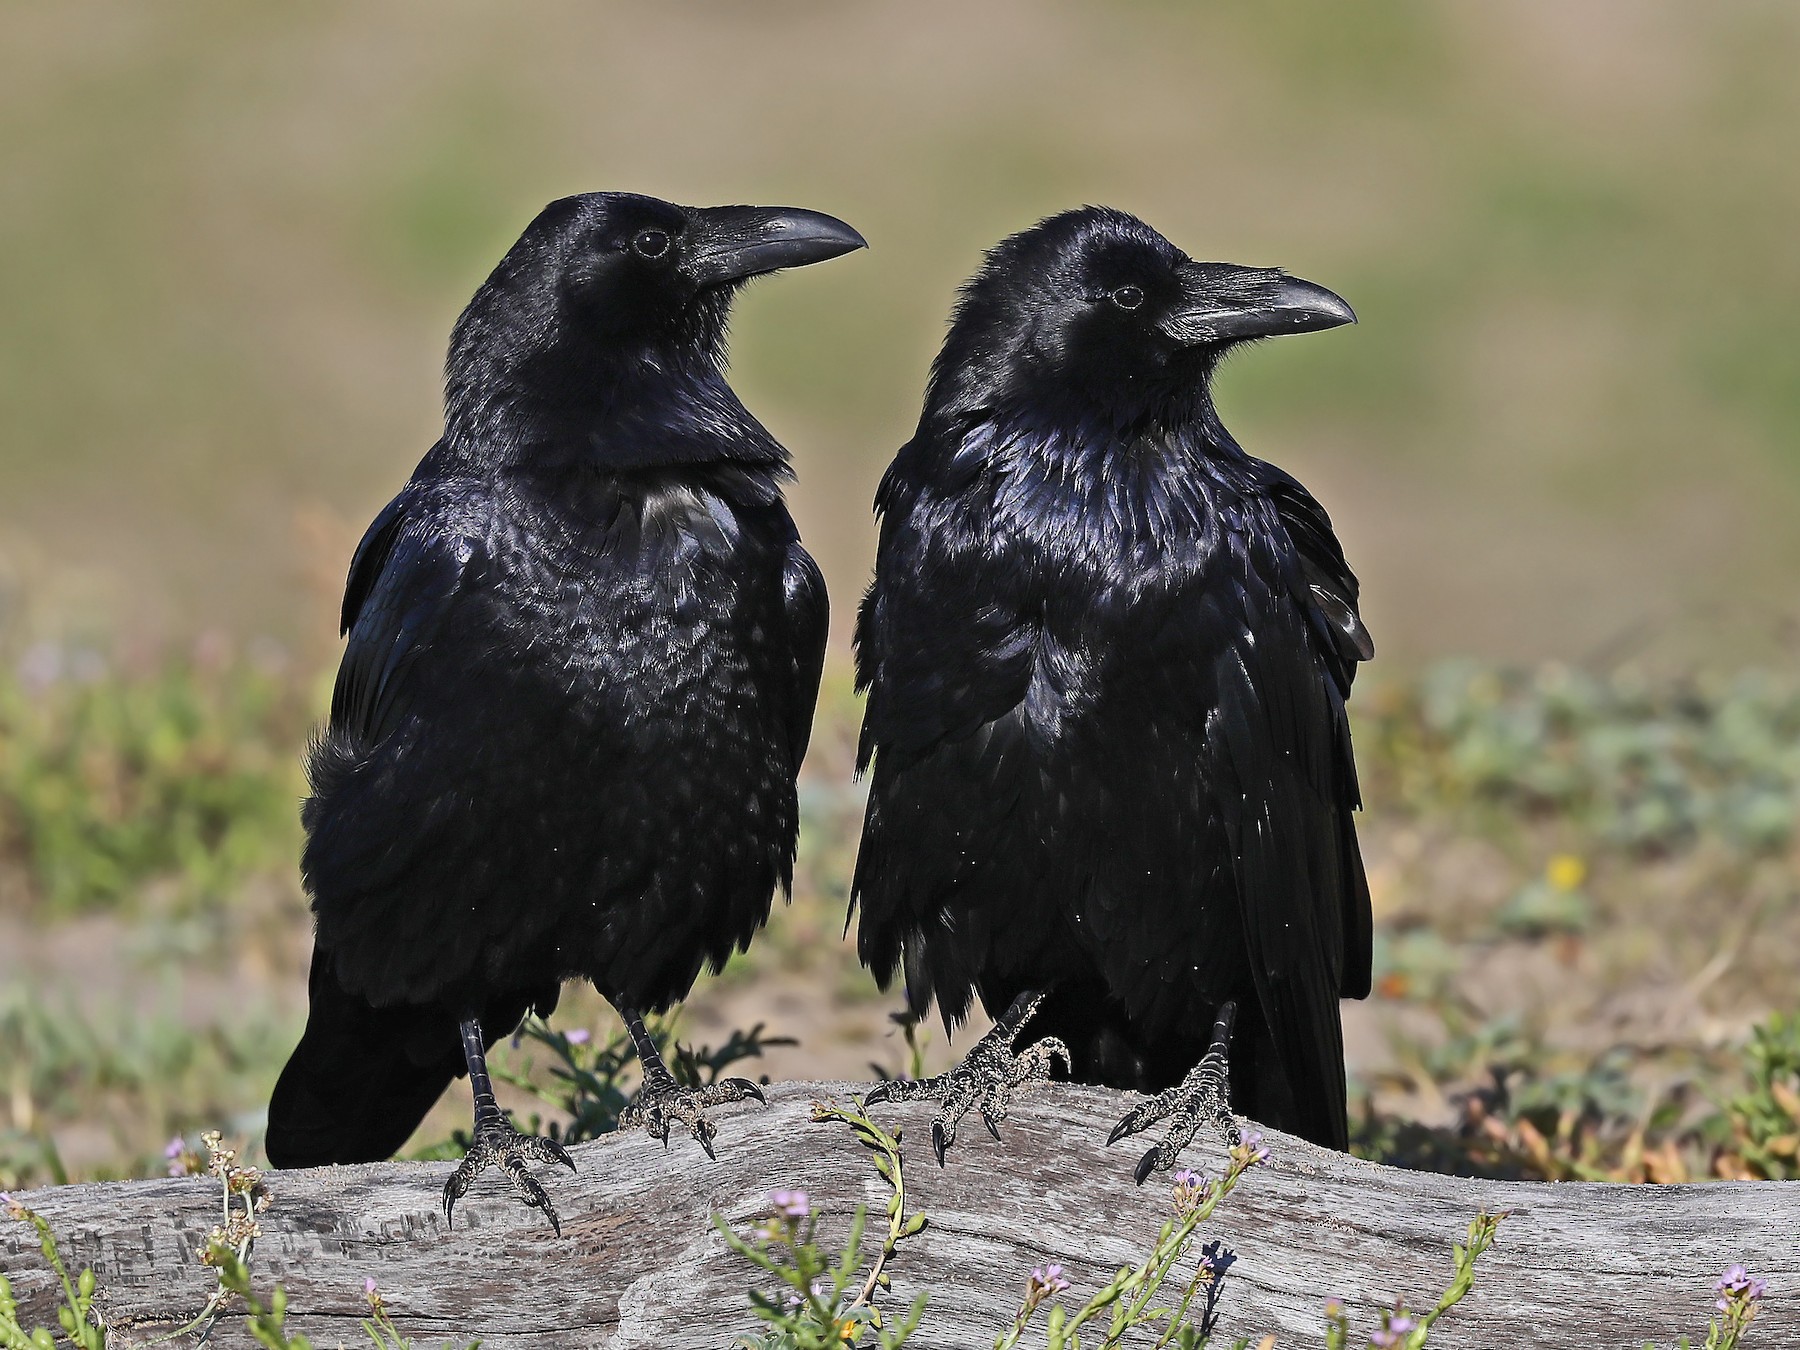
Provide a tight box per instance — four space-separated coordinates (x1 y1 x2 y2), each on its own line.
445 192 864 455
927 206 1352 429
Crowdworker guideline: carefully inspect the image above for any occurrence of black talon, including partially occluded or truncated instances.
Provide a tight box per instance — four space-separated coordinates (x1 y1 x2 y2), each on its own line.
1134 1147 1160 1187
617 1011 764 1159
440 1019 573 1235
864 990 1065 1167
1104 1001 1240 1181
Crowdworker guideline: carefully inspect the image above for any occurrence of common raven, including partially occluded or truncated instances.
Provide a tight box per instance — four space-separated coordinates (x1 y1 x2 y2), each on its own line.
853 207 1369 1176
266 193 864 1231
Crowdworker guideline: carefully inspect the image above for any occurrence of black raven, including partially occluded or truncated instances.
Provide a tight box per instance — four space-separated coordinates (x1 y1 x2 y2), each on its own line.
853 207 1370 1176
266 192 864 1231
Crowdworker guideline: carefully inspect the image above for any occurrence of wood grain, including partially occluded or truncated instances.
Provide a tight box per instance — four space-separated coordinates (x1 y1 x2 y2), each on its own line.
4 1082 1794 1348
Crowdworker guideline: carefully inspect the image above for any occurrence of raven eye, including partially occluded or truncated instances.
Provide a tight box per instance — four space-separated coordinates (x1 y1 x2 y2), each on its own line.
632 229 672 259
1110 284 1145 311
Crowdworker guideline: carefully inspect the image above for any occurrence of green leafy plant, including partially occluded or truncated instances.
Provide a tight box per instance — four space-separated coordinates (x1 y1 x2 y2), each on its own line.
992 1135 1274 1350
1320 1213 1501 1350
718 1098 929 1348
0 1134 482 1350
719 1123 1520 1350
0 1195 105 1349
1716 1012 1800 1180
1644 1265 1770 1350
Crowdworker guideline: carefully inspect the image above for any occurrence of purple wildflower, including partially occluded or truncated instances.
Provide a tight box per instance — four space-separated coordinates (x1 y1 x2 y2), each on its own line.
1715 1263 1768 1312
565 1028 591 1046
364 1277 379 1296
770 1190 810 1220
1369 1310 1419 1347
1170 1166 1214 1214
1028 1263 1071 1297
1238 1129 1271 1166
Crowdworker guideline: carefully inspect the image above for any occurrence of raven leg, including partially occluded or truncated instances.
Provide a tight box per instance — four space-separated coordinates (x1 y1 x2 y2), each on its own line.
1106 1001 1240 1184
441 1018 575 1234
864 989 1071 1166
615 1009 766 1158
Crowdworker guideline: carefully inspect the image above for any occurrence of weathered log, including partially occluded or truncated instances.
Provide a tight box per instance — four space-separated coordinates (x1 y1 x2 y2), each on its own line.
4 1081 1794 1348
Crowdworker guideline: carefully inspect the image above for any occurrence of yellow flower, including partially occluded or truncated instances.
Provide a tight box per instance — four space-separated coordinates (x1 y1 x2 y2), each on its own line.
1546 854 1586 892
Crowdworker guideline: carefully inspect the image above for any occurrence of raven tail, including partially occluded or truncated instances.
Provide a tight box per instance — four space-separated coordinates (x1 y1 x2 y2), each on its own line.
266 951 555 1168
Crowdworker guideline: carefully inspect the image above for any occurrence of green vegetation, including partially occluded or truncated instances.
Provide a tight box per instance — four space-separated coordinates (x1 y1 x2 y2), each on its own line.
0 645 307 913
1360 663 1800 859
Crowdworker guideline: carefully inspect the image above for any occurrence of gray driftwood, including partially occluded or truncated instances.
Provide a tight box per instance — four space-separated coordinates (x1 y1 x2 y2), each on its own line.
4 1082 1795 1348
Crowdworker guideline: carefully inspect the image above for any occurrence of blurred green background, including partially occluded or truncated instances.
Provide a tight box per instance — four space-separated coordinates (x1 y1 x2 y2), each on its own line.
4 0 1799 665
3 2 1799 1192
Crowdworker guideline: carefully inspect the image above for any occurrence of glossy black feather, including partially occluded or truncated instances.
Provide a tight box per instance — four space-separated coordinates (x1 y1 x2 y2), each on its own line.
268 193 838 1166
852 207 1371 1149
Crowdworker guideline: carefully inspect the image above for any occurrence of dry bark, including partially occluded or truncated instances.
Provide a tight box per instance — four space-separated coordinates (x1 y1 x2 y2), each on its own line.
4 1081 1795 1348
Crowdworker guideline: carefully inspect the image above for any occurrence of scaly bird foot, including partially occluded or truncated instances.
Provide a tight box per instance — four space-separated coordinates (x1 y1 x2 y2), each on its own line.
441 1115 576 1236
865 993 1070 1165
1107 1001 1240 1185
618 1068 766 1160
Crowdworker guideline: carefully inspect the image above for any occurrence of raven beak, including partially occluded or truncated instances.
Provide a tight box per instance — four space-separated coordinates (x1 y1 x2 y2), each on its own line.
1160 264 1355 346
683 205 867 287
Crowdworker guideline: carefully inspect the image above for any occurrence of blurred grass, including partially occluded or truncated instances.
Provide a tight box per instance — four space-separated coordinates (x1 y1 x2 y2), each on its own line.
0 640 308 913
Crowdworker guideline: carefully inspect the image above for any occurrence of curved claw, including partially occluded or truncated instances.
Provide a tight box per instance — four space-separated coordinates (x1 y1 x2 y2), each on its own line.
732 1077 768 1106
535 1136 577 1173
863 1081 891 1107
932 1120 949 1167
1134 1146 1161 1187
442 1125 568 1235
695 1127 718 1162
981 1107 1002 1142
1107 1114 1140 1148
509 1170 563 1238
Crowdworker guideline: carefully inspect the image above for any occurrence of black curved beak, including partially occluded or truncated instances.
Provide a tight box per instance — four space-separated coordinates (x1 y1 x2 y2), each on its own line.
1160 264 1355 346
683 205 867 287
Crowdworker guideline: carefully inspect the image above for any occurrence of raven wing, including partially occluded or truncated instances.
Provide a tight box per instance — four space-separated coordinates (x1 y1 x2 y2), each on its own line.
780 539 829 771
322 484 487 750
1202 478 1372 1149
1259 461 1374 1000
854 446 1036 773
1259 462 1374 696
301 473 502 999
852 445 1043 1012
